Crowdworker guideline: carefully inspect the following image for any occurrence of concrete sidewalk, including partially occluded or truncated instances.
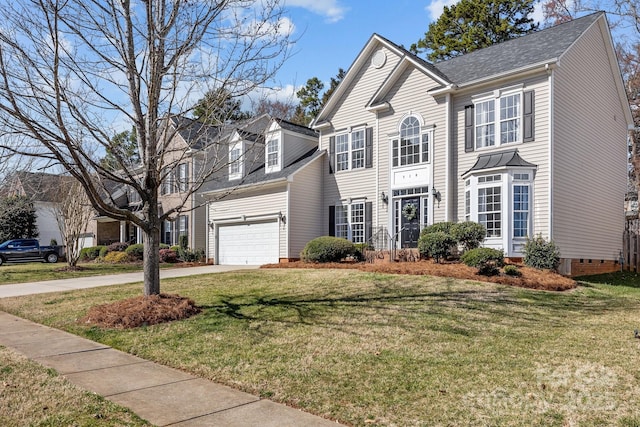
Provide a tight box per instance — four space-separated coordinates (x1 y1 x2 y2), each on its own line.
0 264 259 298
0 312 339 426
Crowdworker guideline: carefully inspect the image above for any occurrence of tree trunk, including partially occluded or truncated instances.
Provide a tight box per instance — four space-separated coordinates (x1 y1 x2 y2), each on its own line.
143 222 161 296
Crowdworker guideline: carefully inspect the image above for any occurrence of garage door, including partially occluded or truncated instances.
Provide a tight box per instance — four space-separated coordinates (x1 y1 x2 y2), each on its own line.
218 221 279 265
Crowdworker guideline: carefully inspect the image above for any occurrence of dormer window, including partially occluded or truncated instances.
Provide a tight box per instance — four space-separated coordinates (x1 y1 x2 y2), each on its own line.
266 138 281 173
229 145 242 180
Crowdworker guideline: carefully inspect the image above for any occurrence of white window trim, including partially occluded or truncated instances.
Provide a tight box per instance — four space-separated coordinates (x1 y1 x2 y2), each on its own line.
391 115 432 168
266 137 281 173
229 143 243 180
178 163 188 192
335 127 366 173
472 85 524 151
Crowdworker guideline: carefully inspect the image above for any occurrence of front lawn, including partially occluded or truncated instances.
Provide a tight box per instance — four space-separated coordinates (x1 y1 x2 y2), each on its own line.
1 269 640 426
0 262 173 285
0 346 150 426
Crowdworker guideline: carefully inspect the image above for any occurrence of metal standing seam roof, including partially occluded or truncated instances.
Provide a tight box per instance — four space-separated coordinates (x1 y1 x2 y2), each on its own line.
462 149 537 177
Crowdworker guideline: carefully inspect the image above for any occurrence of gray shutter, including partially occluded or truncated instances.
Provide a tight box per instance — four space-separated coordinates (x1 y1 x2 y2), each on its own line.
328 206 335 236
365 127 373 168
365 202 372 243
329 136 335 174
523 91 535 142
464 105 474 152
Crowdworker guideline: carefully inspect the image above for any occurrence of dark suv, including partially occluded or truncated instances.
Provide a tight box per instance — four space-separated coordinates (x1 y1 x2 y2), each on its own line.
0 239 61 266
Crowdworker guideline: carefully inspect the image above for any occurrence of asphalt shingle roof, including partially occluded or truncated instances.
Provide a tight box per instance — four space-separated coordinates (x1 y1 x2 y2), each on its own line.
203 149 324 193
433 12 603 85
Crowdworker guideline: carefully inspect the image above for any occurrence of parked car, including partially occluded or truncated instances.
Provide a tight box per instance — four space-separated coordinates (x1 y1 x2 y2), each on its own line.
0 239 62 266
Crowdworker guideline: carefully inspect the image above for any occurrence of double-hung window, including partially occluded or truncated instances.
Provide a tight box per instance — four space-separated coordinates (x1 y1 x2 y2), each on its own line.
229 146 241 178
266 138 280 171
162 167 175 195
178 163 188 192
335 130 365 172
477 175 502 237
393 116 430 167
335 202 365 243
513 173 531 238
474 89 522 149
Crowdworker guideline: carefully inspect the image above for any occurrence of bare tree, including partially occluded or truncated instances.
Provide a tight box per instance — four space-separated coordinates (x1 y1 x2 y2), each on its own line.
54 180 92 268
0 0 291 295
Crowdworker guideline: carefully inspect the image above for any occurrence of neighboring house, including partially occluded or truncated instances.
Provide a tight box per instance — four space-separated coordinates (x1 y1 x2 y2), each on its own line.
2 172 83 246
312 12 632 276
203 117 322 265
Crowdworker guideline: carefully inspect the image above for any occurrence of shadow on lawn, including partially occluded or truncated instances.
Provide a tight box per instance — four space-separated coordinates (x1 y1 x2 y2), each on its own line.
197 281 632 337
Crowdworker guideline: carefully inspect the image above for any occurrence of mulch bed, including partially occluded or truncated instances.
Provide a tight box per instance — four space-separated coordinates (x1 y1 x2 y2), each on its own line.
262 260 577 292
80 293 200 329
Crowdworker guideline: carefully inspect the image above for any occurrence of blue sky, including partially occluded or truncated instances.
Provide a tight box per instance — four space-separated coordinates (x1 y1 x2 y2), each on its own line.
269 0 546 102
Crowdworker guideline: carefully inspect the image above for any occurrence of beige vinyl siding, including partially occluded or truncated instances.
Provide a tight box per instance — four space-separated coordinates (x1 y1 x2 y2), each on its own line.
288 156 324 257
552 21 628 260
208 185 288 258
452 73 551 237
321 45 402 231
376 67 448 224
282 132 317 168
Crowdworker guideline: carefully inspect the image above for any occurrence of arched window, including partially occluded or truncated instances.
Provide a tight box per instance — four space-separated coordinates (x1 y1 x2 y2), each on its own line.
392 115 429 166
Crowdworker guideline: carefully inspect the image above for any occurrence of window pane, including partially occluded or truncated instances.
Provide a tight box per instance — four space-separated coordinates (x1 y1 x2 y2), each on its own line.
513 185 529 237
351 203 365 243
478 186 501 237
351 130 365 169
335 206 348 239
267 139 279 167
399 117 421 166
475 100 495 148
421 133 429 163
500 94 521 144
336 134 349 171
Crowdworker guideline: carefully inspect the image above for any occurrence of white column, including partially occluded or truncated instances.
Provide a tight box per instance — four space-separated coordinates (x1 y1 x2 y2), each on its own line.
119 221 126 243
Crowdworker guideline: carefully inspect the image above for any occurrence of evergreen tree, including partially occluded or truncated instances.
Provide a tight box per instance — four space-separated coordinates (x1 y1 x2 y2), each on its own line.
193 87 250 125
411 0 538 62
0 196 38 242
292 68 346 126
101 127 140 171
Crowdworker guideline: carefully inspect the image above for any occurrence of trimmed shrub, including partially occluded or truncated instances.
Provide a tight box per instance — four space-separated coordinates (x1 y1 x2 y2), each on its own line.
504 264 522 277
461 247 505 275
421 221 454 236
79 245 105 261
451 221 486 252
300 236 355 263
103 251 130 264
524 235 561 271
170 245 181 252
178 248 204 262
99 246 108 258
418 231 455 263
159 248 179 263
107 242 129 252
125 243 144 261
159 243 170 250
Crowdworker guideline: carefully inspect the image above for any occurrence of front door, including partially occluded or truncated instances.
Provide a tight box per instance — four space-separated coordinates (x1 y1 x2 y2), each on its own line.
400 197 420 248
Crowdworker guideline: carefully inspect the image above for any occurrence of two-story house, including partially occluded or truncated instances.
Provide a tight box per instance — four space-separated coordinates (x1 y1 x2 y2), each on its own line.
203 117 322 265
312 12 631 275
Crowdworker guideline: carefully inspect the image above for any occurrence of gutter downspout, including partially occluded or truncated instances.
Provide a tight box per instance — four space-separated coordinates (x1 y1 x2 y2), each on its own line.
376 111 380 228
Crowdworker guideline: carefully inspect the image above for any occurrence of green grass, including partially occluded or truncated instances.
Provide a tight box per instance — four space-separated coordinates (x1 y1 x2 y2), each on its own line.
0 261 172 285
2 269 640 426
0 346 150 426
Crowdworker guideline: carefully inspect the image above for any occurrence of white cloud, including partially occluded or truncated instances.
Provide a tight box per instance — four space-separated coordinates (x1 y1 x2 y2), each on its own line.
285 0 348 23
531 0 545 25
426 0 458 21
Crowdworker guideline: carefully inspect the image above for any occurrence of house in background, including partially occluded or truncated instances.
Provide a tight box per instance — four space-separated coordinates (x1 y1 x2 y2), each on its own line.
312 12 631 275
203 117 322 265
3 171 73 245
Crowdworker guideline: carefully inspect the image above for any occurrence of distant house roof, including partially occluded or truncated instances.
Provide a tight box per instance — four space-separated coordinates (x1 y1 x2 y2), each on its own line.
275 118 318 138
433 12 603 85
3 172 75 203
463 149 537 177
202 149 324 194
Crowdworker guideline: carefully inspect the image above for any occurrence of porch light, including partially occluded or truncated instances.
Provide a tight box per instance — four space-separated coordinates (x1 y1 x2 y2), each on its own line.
381 191 388 204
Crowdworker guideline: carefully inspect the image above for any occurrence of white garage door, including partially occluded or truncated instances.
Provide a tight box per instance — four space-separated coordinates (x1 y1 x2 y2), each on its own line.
218 221 279 265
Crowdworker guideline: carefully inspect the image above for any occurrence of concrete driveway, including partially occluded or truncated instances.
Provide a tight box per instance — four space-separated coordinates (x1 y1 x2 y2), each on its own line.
0 264 260 298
